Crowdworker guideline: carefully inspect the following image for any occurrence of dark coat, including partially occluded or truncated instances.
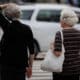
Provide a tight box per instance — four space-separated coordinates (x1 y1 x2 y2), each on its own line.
0 10 34 68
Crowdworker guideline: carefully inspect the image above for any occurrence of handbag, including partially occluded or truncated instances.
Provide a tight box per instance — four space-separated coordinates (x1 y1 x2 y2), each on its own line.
26 77 30 80
41 30 65 72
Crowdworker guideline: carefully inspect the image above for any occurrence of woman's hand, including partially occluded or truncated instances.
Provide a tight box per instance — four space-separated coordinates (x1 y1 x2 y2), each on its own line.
50 42 61 57
25 67 32 78
54 51 61 57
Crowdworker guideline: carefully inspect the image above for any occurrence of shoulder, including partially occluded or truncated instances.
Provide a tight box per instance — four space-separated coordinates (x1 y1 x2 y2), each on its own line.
62 28 80 37
74 29 80 36
14 21 32 32
74 29 80 33
20 23 33 35
23 24 32 32
55 31 61 40
22 23 31 30
55 31 61 36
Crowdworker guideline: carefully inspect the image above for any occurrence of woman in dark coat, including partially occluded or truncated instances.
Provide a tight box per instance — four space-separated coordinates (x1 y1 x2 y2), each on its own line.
52 9 80 80
0 3 35 80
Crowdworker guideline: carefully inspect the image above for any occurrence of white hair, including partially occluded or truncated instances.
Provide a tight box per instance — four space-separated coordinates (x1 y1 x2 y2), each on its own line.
3 3 21 20
60 8 79 26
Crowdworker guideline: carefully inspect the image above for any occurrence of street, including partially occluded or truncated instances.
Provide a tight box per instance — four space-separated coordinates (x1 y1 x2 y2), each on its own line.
27 52 53 80
29 52 80 80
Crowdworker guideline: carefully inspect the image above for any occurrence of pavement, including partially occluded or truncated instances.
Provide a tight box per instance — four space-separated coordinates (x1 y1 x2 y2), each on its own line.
32 52 80 80
35 52 46 60
26 52 53 80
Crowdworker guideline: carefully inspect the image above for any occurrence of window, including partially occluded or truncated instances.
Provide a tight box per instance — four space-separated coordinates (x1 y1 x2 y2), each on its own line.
20 10 34 20
36 9 61 22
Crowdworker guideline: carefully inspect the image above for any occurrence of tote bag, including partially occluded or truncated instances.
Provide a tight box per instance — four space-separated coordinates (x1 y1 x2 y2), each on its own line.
26 77 29 80
41 31 65 72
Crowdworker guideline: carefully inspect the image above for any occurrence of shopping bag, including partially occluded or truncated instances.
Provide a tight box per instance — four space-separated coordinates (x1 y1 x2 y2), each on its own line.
41 31 65 72
41 49 64 72
26 77 30 80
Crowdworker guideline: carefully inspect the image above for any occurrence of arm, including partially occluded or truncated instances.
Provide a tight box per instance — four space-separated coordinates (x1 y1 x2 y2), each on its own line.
0 4 10 31
54 31 62 57
27 27 34 67
25 26 35 78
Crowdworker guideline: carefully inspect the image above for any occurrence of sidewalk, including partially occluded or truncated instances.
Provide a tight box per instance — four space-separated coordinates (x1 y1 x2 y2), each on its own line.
30 60 52 80
27 52 53 80
35 52 46 60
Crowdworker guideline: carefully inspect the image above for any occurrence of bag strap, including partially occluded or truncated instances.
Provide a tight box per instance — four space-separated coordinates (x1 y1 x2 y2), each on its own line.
60 30 65 53
60 30 63 43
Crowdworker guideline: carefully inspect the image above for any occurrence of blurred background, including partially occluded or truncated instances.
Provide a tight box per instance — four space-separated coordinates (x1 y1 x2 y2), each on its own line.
0 0 80 8
0 1 80 80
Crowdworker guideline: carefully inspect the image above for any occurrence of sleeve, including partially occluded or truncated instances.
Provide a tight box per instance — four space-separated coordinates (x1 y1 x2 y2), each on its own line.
0 7 10 31
26 26 34 55
54 31 62 52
